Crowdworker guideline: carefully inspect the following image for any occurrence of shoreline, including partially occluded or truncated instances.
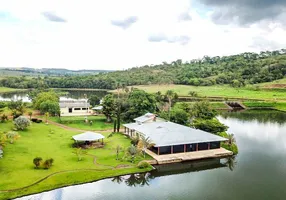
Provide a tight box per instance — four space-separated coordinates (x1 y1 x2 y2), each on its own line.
0 167 153 200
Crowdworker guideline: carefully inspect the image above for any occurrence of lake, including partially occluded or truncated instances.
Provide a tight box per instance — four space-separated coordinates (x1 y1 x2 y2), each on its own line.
15 110 286 200
0 90 108 102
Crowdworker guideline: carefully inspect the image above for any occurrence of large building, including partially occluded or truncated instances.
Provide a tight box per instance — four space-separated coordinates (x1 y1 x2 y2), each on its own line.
123 113 228 155
59 100 91 116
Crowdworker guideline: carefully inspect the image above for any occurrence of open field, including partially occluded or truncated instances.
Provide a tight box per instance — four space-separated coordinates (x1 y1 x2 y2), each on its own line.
0 87 23 93
130 84 286 101
49 115 114 131
0 121 152 199
256 78 286 89
176 102 230 110
243 101 286 112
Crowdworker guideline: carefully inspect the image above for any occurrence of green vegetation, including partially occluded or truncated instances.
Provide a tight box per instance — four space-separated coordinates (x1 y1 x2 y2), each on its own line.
243 101 286 111
49 115 114 131
33 90 60 116
0 121 152 199
131 84 286 101
0 87 21 93
0 50 285 89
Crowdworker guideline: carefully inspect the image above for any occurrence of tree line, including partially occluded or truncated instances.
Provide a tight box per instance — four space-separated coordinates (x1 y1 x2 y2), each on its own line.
1 49 285 89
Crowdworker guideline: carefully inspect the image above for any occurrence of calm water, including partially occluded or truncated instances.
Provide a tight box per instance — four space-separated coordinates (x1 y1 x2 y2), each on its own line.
16 110 286 200
0 90 107 102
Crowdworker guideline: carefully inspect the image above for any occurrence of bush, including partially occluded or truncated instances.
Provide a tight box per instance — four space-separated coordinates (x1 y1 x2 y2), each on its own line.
33 157 43 168
221 143 238 155
131 136 139 146
137 161 151 169
192 118 228 134
0 114 8 123
14 116 31 130
43 158 54 169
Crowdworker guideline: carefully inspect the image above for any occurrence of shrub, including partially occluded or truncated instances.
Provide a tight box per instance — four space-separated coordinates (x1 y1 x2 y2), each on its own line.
14 116 31 130
43 158 54 169
5 131 20 144
0 114 8 123
221 143 238 155
137 161 151 169
33 157 43 168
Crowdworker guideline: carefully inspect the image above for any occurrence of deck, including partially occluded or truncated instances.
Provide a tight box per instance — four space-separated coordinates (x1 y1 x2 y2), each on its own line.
146 148 233 164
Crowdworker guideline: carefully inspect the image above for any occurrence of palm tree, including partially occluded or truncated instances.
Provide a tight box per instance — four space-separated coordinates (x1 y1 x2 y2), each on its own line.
111 176 124 184
226 133 236 146
115 145 122 160
125 174 140 187
126 145 138 163
165 90 178 119
224 156 237 171
140 135 154 158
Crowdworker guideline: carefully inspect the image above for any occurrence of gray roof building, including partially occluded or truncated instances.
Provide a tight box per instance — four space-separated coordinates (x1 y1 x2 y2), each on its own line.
124 121 227 147
59 100 90 108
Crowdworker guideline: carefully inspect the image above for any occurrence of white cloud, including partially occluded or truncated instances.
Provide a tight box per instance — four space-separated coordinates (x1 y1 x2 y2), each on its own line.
0 0 286 70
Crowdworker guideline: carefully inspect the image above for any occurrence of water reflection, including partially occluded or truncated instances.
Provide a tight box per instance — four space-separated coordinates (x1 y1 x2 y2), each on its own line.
0 90 107 102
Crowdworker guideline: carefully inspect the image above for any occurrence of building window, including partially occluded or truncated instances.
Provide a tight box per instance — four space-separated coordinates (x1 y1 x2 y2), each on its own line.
82 108 87 110
74 108 81 110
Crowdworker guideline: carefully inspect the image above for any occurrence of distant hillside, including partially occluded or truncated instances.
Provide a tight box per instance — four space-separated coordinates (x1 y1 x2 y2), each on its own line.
0 49 285 89
0 67 113 77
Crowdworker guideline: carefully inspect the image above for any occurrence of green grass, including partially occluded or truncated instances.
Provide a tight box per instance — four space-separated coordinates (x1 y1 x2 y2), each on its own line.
130 84 286 101
49 115 114 131
177 102 229 110
0 87 22 93
243 101 286 112
0 121 152 199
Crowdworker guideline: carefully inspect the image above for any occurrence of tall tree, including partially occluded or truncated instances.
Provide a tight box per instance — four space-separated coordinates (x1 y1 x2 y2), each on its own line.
102 94 115 122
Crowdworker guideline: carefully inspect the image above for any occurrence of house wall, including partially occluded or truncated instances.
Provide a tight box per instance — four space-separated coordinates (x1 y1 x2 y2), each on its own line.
60 107 93 116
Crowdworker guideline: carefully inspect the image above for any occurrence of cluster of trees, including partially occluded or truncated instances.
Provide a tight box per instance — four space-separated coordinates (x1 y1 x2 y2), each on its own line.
0 49 285 89
30 90 60 116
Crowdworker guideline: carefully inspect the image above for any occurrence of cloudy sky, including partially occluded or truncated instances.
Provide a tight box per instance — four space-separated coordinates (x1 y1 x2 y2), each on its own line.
1 0 286 70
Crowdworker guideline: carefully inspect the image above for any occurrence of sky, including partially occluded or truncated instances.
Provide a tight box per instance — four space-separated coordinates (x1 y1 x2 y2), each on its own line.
0 0 286 70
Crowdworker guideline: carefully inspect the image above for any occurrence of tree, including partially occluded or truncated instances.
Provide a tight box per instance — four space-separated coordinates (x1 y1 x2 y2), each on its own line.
191 118 228 134
45 112 49 124
122 89 157 122
165 90 178 119
102 94 115 122
28 111 33 120
139 135 153 158
39 100 60 116
14 116 31 130
8 100 25 118
115 145 122 160
226 133 236 146
74 148 87 161
33 91 59 110
126 145 138 163
88 95 100 107
169 108 189 125
33 157 43 168
191 101 217 120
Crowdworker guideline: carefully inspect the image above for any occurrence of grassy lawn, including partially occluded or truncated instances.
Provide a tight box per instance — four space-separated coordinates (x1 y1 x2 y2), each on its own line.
243 101 286 112
176 102 229 110
49 115 114 131
0 121 152 200
0 87 22 93
128 84 286 101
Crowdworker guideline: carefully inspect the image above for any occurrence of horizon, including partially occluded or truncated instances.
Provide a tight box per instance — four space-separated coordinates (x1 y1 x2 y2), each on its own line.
1 0 286 70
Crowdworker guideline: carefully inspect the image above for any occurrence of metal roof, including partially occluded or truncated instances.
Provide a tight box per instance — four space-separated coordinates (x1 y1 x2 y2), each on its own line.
134 112 156 123
72 131 104 141
123 121 228 147
59 100 90 108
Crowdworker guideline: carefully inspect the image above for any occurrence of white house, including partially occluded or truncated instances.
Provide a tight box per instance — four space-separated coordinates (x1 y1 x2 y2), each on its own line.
59 100 92 116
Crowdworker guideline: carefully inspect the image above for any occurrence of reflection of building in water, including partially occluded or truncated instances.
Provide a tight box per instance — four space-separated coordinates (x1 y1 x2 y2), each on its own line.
151 158 227 177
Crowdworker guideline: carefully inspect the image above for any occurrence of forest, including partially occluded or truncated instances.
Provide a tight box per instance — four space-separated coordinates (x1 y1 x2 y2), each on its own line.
0 49 285 89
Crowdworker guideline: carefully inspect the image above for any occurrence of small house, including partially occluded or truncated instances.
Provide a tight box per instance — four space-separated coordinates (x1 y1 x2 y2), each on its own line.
59 100 91 116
